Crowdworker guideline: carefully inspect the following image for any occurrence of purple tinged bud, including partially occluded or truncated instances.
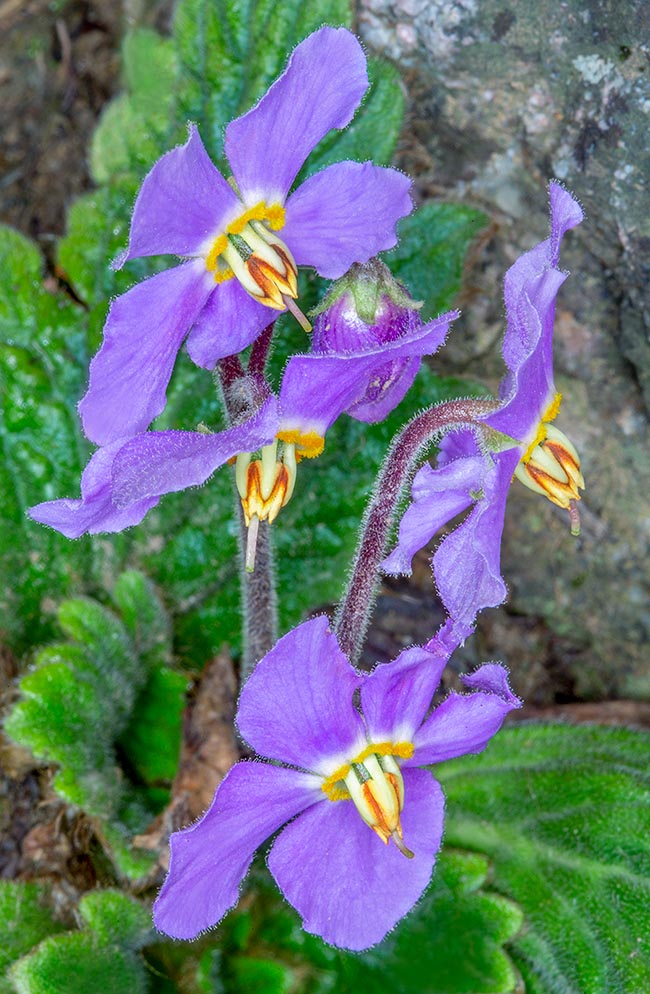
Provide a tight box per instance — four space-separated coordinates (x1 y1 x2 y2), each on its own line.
311 259 427 421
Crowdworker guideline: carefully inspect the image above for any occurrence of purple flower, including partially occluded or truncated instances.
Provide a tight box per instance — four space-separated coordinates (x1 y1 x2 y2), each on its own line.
28 399 279 537
383 182 585 626
153 615 520 950
79 27 413 447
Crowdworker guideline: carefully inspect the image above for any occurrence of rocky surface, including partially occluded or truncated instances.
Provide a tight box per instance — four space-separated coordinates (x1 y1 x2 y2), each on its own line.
360 0 650 697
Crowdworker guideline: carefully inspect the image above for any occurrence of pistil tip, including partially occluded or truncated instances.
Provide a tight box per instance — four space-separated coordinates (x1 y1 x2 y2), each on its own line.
282 294 312 332
245 514 260 572
569 499 581 537
391 830 414 859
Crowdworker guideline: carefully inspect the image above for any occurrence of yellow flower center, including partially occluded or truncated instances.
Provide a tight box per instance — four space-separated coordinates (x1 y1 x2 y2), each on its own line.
521 391 562 463
321 741 414 801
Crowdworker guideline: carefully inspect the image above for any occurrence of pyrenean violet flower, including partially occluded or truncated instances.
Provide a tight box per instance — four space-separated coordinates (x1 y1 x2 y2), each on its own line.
383 182 585 628
78 27 412 447
153 615 520 950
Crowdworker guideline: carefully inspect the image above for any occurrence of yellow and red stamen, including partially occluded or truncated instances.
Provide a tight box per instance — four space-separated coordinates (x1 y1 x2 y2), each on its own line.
204 201 312 331
321 741 415 858
514 392 585 535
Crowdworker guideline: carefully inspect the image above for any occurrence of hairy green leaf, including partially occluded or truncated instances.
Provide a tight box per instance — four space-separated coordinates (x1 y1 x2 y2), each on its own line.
0 883 63 978
439 724 650 994
4 573 185 878
390 203 489 319
7 891 151 994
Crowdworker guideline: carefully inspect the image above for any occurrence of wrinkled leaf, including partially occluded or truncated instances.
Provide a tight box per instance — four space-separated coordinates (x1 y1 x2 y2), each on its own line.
8 891 151 994
4 573 185 878
439 724 650 994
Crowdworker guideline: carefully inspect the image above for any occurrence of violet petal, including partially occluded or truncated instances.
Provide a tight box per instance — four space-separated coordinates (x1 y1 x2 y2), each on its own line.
225 27 368 205
116 124 240 266
28 441 158 538
186 278 276 369
111 397 279 507
153 761 321 939
236 617 366 776
282 161 412 279
268 768 444 951
361 645 449 745
79 261 214 446
410 669 521 766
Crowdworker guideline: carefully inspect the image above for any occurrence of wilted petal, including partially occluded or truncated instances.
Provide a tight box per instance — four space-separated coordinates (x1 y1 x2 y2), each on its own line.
154 761 320 940
410 666 521 766
282 161 412 279
225 27 368 205
186 278 275 369
28 441 158 538
79 261 214 446
361 645 449 745
116 124 240 265
111 397 279 507
236 617 366 776
268 768 444 951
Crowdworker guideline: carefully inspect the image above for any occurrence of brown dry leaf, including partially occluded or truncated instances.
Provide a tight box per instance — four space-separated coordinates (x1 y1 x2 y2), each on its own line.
134 651 240 868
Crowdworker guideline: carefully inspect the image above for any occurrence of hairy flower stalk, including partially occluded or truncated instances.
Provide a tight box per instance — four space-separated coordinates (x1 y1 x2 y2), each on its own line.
334 397 499 664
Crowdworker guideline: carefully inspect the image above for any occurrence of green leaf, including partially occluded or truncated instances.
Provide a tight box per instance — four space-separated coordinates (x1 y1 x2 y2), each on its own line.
173 0 352 151
0 883 63 977
438 724 650 994
305 57 405 174
8 891 151 994
390 203 489 319
0 225 94 653
4 573 185 878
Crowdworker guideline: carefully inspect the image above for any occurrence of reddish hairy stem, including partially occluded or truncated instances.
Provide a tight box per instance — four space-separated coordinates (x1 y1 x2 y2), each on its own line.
333 398 499 664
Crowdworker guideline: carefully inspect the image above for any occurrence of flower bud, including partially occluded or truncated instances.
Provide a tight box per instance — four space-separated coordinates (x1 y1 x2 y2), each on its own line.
311 259 424 422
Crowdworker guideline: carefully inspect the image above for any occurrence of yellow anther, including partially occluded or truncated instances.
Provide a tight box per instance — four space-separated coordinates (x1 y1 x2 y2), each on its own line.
522 392 563 463
276 429 325 460
321 741 414 799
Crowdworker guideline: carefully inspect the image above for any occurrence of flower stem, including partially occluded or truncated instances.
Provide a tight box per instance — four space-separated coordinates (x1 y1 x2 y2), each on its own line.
333 397 499 665
240 510 278 682
248 322 275 378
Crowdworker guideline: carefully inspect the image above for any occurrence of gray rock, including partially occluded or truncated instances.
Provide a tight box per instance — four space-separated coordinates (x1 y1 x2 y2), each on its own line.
360 0 650 698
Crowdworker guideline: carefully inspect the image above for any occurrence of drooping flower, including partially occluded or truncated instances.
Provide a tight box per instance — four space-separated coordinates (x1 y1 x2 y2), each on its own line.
153 615 520 950
79 27 413 447
383 182 585 627
28 398 279 537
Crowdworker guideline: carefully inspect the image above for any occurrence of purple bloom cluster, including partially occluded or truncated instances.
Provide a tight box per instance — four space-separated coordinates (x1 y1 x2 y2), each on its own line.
383 182 584 630
25 21 586 955
153 616 520 950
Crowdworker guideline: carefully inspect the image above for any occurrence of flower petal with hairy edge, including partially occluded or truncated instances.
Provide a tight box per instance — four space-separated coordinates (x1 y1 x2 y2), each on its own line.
225 27 368 205
111 397 279 508
409 665 521 766
279 312 455 437
28 441 159 538
282 161 412 279
236 617 366 776
186 278 276 369
79 261 215 446
153 762 321 940
382 456 485 575
360 644 451 745
268 768 444 951
115 125 240 266
461 662 522 707
432 450 517 626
